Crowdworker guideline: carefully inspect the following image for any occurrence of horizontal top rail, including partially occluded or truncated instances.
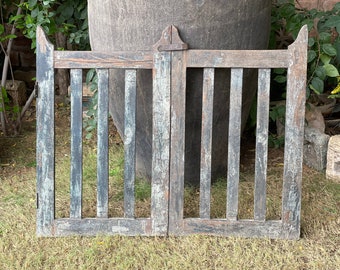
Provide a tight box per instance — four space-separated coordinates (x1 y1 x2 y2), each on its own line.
54 49 291 70
186 50 291 68
54 51 154 69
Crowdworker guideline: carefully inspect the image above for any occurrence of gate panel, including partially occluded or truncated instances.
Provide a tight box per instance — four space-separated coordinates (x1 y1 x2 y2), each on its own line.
36 27 156 237
166 25 307 239
36 25 307 239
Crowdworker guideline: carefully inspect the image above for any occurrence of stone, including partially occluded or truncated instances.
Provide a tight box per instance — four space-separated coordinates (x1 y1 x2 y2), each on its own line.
303 127 330 171
295 0 338 11
13 70 36 89
5 80 27 106
326 135 340 183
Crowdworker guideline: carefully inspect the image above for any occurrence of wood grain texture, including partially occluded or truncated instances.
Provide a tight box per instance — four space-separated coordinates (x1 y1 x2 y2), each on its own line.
151 51 171 235
36 25 307 239
282 25 308 239
254 69 271 221
187 50 290 68
70 69 83 219
36 26 55 236
124 70 137 218
96 69 109 218
199 68 215 219
54 51 153 69
226 68 243 221
168 50 187 234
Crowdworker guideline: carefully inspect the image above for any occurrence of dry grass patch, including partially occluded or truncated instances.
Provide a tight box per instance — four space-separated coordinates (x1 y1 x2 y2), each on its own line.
0 107 339 269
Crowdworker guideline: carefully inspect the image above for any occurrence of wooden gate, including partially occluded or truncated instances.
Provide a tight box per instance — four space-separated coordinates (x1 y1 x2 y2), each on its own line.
36 25 307 239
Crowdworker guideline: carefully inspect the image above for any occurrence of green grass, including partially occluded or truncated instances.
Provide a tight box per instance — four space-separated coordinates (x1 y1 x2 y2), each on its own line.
0 114 339 269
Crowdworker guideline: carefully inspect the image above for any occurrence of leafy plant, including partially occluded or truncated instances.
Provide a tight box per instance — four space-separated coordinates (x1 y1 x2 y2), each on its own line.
271 0 340 98
10 0 89 50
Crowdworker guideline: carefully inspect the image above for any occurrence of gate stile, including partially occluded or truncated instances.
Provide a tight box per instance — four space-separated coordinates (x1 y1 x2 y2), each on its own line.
36 25 307 239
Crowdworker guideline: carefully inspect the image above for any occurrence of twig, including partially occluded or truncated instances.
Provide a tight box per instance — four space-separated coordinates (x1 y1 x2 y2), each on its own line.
0 0 24 135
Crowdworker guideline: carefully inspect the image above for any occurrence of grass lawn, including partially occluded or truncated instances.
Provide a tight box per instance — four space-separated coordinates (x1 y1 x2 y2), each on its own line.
0 105 339 269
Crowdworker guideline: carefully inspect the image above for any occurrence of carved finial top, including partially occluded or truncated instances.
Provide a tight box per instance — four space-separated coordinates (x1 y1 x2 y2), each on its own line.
153 25 188 52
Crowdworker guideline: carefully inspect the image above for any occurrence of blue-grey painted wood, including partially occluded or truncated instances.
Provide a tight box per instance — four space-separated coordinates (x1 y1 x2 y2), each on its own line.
124 69 137 218
187 50 290 68
36 25 307 239
152 51 171 235
36 26 55 236
70 69 83 219
54 51 153 69
96 69 109 218
254 69 271 221
168 50 187 234
282 25 308 239
53 218 152 236
226 68 243 221
199 68 215 219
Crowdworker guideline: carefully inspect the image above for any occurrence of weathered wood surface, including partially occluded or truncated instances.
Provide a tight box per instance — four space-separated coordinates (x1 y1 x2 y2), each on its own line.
70 69 83 219
54 51 153 69
282 25 308 239
124 69 137 218
36 26 55 236
226 68 243 221
53 218 152 236
187 50 290 68
199 68 215 219
151 50 171 235
254 68 271 221
96 69 109 218
168 49 187 234
36 25 307 239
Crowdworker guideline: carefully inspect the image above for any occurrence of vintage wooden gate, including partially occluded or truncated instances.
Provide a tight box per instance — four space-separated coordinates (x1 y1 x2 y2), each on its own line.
36 25 307 239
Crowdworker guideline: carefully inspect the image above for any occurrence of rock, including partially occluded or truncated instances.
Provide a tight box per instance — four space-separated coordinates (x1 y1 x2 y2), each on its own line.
305 103 326 133
303 127 330 171
5 80 27 106
326 135 340 183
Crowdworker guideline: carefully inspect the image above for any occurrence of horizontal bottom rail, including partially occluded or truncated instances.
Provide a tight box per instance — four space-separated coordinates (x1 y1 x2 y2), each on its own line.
41 218 299 239
41 218 153 237
179 219 299 239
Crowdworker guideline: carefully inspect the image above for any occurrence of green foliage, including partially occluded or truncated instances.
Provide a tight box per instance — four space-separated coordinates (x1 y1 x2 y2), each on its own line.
9 0 89 50
271 0 340 97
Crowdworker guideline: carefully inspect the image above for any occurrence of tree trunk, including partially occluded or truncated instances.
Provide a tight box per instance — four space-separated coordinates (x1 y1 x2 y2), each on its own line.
55 32 69 97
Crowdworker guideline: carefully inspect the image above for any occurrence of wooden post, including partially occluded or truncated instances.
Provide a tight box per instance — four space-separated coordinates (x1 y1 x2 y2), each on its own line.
282 25 308 239
36 26 55 236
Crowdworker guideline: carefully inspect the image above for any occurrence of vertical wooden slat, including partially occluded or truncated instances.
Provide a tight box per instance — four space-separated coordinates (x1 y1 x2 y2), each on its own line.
96 69 109 218
70 69 83 219
36 26 55 236
282 25 308 239
152 51 171 235
254 68 271 221
226 68 243 221
124 69 137 218
169 50 187 233
199 68 215 219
